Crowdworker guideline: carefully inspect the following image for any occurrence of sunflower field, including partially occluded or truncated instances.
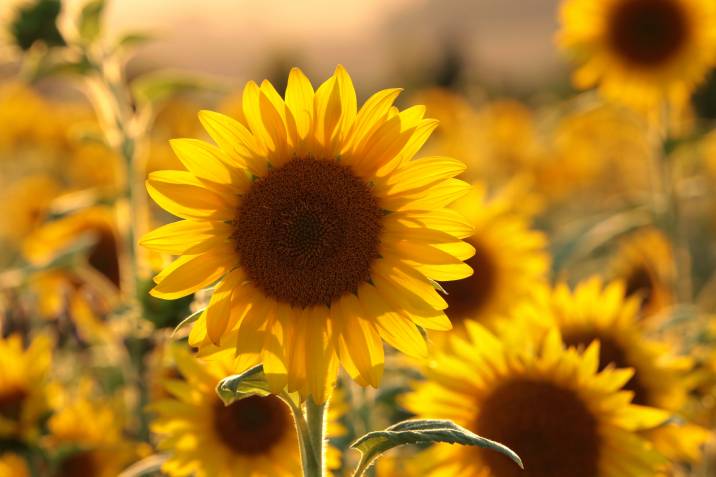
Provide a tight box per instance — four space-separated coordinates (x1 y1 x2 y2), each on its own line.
2 0 716 476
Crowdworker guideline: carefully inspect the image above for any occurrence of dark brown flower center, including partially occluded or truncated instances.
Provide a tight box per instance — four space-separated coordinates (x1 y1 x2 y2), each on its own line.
474 379 599 477
0 388 28 421
440 240 497 323
624 265 655 311
55 451 98 477
213 395 290 455
234 158 383 308
88 228 121 289
562 331 650 404
607 0 689 67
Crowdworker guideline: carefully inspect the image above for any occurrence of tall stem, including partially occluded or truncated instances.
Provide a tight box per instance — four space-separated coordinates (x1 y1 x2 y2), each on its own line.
305 397 328 477
288 397 327 477
648 106 691 305
83 51 143 300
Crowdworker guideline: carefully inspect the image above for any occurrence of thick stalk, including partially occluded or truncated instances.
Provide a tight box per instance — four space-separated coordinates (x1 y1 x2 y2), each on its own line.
305 397 328 477
83 50 142 300
648 106 692 305
287 397 326 477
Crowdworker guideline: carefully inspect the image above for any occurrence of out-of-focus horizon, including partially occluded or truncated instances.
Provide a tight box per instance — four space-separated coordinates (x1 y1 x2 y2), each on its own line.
68 0 564 94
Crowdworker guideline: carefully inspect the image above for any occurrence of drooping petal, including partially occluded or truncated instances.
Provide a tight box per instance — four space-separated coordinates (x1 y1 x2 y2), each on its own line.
150 245 233 299
205 269 244 345
358 283 427 358
146 170 236 220
334 294 384 387
139 220 232 255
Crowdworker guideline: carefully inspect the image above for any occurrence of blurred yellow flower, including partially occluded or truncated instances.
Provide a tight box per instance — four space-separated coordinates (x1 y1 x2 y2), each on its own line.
150 347 343 477
19 207 122 342
558 0 716 113
46 379 146 477
142 65 474 402
418 89 543 185
436 183 549 331
0 82 119 192
537 102 652 203
403 321 669 477
0 175 60 256
23 206 122 290
610 228 676 320
0 453 29 477
0 334 51 442
516 278 709 467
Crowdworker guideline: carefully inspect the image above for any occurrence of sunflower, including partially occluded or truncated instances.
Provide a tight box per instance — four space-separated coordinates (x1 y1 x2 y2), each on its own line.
20 207 123 342
141 65 474 402
0 334 51 442
0 453 29 477
0 175 60 265
536 102 652 204
558 0 716 112
150 346 343 477
402 320 669 477
23 206 123 290
610 228 675 320
0 82 119 193
434 183 549 331
45 379 146 477
417 89 543 182
516 278 709 468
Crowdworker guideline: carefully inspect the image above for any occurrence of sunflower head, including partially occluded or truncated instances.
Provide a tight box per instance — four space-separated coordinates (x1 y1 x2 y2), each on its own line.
23 206 122 289
150 347 301 477
46 379 147 477
610 228 675 320
0 175 60 260
0 334 51 442
142 65 475 402
558 0 716 111
403 320 669 477
514 278 710 467
0 453 30 477
519 278 689 408
433 183 549 332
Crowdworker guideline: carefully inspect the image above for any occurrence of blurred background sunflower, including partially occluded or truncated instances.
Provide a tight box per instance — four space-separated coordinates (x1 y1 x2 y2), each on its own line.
2 0 716 475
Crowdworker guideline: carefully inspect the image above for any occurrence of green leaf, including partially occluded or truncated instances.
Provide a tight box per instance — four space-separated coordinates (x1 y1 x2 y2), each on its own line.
78 0 106 43
9 0 65 51
116 32 153 50
351 419 523 477
216 365 273 405
131 71 221 106
118 454 168 477
170 306 204 336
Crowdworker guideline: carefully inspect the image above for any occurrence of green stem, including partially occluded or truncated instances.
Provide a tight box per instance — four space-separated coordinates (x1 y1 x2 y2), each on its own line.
287 397 326 477
649 106 692 306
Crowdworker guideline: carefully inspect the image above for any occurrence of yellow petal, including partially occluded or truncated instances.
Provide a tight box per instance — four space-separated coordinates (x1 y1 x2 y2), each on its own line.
372 259 448 310
150 247 232 299
139 220 231 255
395 209 474 239
205 270 243 345
380 156 467 196
197 109 268 176
169 138 251 188
358 283 427 358
285 67 315 138
347 88 402 150
146 171 235 220
336 294 384 388
304 306 338 403
258 88 289 159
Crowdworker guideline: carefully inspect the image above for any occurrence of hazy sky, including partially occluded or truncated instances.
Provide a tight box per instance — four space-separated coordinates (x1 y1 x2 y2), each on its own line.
64 0 564 91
